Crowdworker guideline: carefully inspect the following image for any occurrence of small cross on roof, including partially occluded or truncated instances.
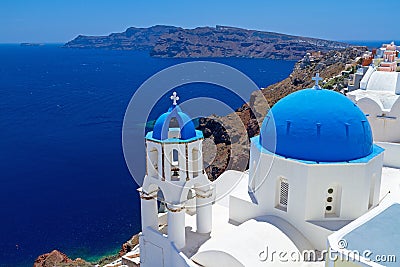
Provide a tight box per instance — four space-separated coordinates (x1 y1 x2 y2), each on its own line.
312 73 323 89
170 91 180 105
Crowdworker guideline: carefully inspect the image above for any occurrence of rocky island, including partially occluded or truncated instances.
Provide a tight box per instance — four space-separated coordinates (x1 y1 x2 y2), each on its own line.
64 25 350 60
64 25 178 51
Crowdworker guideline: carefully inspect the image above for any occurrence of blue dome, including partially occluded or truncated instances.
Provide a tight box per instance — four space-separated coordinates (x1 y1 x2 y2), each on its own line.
260 89 373 162
152 105 197 140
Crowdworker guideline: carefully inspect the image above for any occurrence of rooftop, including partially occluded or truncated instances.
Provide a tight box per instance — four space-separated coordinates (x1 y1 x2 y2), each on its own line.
182 166 400 266
342 204 400 267
328 167 400 266
347 89 400 111
259 88 374 162
365 71 400 94
181 171 320 266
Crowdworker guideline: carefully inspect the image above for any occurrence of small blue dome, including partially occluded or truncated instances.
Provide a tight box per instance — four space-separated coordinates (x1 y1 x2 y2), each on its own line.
152 105 197 140
260 89 373 162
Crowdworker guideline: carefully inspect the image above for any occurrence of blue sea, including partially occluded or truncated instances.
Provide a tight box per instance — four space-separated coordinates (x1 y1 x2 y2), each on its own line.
0 44 295 266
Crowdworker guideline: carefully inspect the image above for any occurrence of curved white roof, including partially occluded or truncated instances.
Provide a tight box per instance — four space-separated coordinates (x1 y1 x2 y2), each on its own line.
366 71 400 94
350 70 400 112
191 216 314 266
349 90 399 111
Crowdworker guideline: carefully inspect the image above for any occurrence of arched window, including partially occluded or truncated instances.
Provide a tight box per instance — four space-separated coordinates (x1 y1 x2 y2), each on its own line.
172 149 179 164
168 117 181 139
148 148 159 177
276 178 289 212
192 148 200 178
170 149 180 181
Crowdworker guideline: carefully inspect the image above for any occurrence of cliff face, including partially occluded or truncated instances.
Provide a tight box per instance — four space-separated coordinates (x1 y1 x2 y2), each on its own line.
64 25 350 60
34 234 140 267
33 250 92 267
64 25 179 50
151 25 350 60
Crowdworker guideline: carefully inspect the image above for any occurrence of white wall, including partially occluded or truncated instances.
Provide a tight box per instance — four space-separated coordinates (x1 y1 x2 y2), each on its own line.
359 66 375 90
140 227 198 267
232 141 383 250
305 159 382 220
376 142 400 168
357 97 400 143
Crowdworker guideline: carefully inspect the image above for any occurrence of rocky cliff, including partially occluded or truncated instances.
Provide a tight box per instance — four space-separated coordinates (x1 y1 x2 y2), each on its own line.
34 234 141 267
151 25 350 60
65 25 350 60
33 250 92 267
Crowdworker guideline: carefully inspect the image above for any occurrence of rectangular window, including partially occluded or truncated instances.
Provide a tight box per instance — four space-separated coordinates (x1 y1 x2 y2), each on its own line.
325 185 341 218
170 149 180 181
277 178 289 211
172 149 179 165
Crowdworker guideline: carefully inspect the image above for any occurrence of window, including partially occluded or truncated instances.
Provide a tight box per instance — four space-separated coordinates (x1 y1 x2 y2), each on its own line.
148 148 159 177
172 149 179 165
192 148 200 178
276 178 289 211
325 185 341 217
168 117 181 139
170 149 180 181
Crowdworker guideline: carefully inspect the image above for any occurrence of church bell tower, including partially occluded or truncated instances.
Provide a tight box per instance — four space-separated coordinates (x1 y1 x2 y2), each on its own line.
139 92 213 266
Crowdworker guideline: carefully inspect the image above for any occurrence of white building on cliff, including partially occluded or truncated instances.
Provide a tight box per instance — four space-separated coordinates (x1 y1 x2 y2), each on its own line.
348 65 400 168
122 75 400 267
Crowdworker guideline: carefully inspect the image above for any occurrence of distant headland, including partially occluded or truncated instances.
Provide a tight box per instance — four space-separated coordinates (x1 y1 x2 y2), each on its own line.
20 43 45 47
64 25 351 60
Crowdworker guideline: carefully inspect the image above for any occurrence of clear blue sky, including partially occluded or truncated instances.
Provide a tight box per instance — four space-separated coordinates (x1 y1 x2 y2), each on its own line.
1 0 399 43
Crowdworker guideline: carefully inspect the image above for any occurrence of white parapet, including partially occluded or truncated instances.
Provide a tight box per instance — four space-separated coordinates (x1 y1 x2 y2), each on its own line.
376 141 400 169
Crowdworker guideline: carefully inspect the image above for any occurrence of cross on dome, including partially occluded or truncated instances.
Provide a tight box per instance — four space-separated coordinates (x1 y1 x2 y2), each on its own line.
312 73 323 89
170 92 180 106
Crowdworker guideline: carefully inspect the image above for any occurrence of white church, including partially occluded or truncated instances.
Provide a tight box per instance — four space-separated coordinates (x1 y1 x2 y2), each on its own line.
114 73 400 267
348 65 400 168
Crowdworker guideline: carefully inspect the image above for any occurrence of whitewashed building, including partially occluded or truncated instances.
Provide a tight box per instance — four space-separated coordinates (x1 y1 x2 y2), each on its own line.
347 67 400 168
134 75 399 266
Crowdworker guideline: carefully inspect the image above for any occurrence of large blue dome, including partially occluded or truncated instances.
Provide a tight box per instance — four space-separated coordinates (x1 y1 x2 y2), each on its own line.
260 88 373 162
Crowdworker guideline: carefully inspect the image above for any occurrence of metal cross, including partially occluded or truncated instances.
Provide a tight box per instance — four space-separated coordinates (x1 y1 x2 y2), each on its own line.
170 92 179 106
312 73 323 89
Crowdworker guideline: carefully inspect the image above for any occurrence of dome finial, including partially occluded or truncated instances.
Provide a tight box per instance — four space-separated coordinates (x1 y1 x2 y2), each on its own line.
170 91 180 106
312 73 323 90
